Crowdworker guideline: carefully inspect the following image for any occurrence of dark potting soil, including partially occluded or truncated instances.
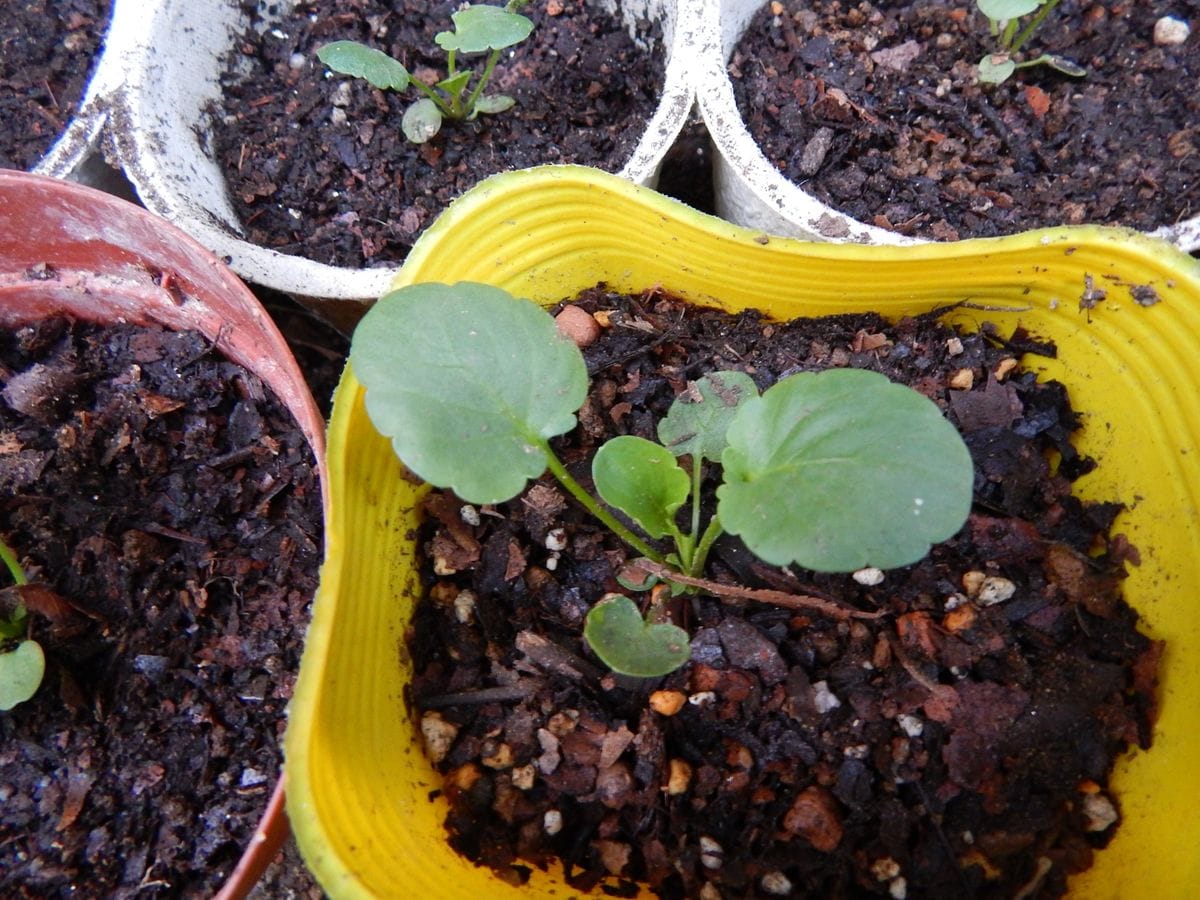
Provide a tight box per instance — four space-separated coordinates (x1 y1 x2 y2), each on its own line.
212 0 667 269
730 0 1200 241
0 318 326 897
405 289 1161 899
0 0 111 171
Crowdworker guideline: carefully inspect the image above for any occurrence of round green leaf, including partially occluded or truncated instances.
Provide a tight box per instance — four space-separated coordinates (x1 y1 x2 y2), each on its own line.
351 283 588 504
402 98 444 143
0 640 44 710
977 0 1041 20
718 368 973 573
435 6 534 54
316 41 410 91
977 53 1016 84
658 371 759 462
584 595 691 678
593 436 690 539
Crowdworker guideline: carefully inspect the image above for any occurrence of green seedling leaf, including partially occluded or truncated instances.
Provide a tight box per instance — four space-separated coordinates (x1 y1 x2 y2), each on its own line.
473 94 516 115
436 6 535 54
437 70 473 97
978 53 1016 83
593 436 690 539
719 368 973 573
317 41 410 91
658 371 759 462
584 594 691 678
0 640 44 710
977 0 1041 20
402 98 444 143
1032 53 1086 77
352 282 588 505
0 608 25 641
616 558 661 592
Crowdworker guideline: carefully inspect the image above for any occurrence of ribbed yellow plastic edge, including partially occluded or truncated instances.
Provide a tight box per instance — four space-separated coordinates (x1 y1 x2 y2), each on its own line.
286 165 1200 899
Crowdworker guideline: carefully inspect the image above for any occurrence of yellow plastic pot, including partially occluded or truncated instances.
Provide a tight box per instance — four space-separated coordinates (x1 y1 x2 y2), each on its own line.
286 165 1200 899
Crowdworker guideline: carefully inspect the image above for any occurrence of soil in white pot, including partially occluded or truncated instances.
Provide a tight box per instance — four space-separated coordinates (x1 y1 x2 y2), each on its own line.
212 0 667 268
730 0 1198 240
0 0 111 171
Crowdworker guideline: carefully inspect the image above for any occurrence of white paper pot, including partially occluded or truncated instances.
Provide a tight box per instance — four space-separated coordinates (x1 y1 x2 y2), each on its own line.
695 0 1200 252
109 0 695 307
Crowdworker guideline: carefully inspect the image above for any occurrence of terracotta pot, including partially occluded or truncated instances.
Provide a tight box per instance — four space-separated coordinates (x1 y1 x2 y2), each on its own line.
694 0 1200 252
108 0 695 315
285 164 1200 897
0 170 329 899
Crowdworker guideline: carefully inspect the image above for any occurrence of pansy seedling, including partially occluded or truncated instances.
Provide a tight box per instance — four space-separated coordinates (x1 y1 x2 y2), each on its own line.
317 0 533 144
352 283 974 677
0 536 44 711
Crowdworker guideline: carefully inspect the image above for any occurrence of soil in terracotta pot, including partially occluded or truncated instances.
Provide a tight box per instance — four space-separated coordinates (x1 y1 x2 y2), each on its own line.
0 316 331 896
730 0 1199 240
405 289 1161 898
0 0 111 171
212 0 667 269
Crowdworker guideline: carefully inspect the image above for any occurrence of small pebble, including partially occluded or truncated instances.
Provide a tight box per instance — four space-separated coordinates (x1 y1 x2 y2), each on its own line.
976 576 1017 606
555 305 601 347
853 566 885 586
649 689 688 716
699 835 724 869
544 528 568 552
1081 791 1119 832
949 368 975 390
543 809 563 835
761 872 794 895
889 876 908 900
459 504 481 526
688 690 717 707
1153 15 1191 46
897 714 924 738
420 712 459 763
453 589 475 624
871 857 902 881
812 680 842 714
665 758 692 795
288 52 307 70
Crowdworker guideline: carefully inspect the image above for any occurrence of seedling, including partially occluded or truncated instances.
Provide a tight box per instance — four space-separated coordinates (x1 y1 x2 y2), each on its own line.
974 0 1085 84
352 283 974 677
0 535 44 711
316 0 534 144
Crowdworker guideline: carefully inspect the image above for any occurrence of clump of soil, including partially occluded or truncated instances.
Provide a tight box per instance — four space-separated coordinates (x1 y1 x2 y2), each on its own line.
213 0 666 269
0 318 324 896
730 0 1199 240
405 289 1161 898
0 0 111 171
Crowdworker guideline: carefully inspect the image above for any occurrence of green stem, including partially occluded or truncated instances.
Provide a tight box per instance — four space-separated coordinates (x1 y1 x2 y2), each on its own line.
0 536 27 586
687 515 725 578
1010 0 1061 54
689 455 702 545
542 447 665 563
409 78 454 117
464 47 503 117
446 49 461 117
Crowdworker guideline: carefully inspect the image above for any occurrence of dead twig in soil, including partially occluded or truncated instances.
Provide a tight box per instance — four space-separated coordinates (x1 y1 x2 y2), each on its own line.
639 561 886 621
416 684 532 710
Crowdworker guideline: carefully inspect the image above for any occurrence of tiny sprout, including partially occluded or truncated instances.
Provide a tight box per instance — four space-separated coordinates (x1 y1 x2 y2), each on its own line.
352 284 974 677
317 0 534 144
0 535 44 711
974 0 1085 85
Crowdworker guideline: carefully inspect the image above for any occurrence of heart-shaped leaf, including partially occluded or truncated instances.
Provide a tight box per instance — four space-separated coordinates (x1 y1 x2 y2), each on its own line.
978 53 1016 84
658 371 759 462
584 594 691 677
0 640 44 710
977 0 1041 21
435 6 534 54
316 41 410 91
352 283 588 504
592 436 689 539
719 368 973 572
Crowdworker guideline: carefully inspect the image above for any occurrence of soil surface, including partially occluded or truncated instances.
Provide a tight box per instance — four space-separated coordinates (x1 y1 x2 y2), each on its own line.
0 0 111 171
406 289 1161 898
0 317 331 897
730 0 1199 240
213 0 667 269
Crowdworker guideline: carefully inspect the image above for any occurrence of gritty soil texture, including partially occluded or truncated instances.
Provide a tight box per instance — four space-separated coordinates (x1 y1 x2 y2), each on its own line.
0 317 326 897
406 288 1162 899
0 0 111 171
730 0 1200 240
213 0 667 269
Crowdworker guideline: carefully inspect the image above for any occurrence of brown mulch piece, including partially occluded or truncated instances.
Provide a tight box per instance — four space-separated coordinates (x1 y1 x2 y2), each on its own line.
730 0 1199 240
405 288 1160 898
0 318 325 896
212 0 666 269
0 0 111 171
